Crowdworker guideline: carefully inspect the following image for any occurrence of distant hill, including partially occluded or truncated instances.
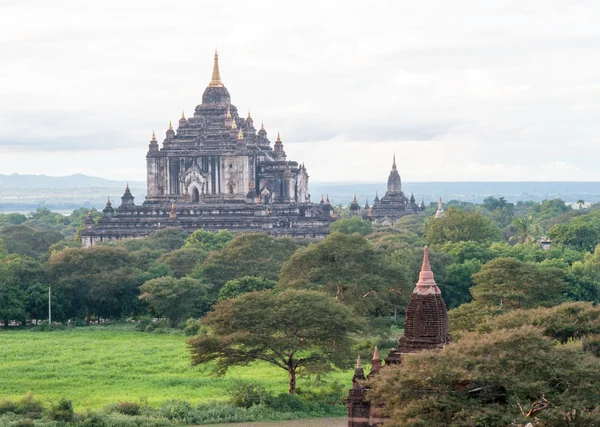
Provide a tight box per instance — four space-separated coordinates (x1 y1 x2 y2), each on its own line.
0 173 144 189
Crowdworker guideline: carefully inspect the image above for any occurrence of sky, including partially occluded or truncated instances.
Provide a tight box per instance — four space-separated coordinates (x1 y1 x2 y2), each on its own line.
1 0 599 183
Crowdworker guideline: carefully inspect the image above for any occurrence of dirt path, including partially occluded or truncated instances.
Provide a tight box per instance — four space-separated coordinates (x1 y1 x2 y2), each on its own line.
194 417 346 427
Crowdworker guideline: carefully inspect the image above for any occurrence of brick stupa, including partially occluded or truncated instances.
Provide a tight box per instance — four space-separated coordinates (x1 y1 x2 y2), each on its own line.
347 246 452 427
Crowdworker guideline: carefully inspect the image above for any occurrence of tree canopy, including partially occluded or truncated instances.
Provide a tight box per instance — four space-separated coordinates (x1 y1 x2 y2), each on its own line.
189 289 365 393
425 206 500 245
279 232 411 315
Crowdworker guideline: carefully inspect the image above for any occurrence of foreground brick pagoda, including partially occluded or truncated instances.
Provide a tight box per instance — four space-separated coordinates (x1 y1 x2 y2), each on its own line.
347 246 452 426
81 51 333 246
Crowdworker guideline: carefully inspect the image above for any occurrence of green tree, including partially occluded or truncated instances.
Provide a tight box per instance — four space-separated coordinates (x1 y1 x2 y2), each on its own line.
470 257 566 309
184 229 234 252
548 219 600 252
508 215 540 245
279 232 411 316
49 246 143 321
188 289 365 393
194 233 300 288
218 276 276 301
139 277 210 326
330 216 373 236
441 259 482 309
425 206 500 245
370 326 600 427
158 247 209 278
0 255 26 325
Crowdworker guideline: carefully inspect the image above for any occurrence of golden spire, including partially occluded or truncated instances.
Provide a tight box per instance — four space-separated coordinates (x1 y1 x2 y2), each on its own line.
168 120 173 131
181 110 185 119
260 121 265 131
238 129 244 140
208 49 224 87
231 120 237 129
151 130 156 142
247 110 252 119
226 105 231 119
276 131 281 142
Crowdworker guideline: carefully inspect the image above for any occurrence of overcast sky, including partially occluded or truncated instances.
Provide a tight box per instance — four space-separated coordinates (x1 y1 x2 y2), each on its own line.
1 0 599 183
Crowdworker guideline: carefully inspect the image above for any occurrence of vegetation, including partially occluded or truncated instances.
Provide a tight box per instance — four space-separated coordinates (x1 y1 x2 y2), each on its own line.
3 197 600 424
189 290 365 393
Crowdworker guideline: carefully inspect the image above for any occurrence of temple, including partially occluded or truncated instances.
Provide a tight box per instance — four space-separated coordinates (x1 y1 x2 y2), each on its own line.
361 156 425 225
346 246 452 426
81 51 333 247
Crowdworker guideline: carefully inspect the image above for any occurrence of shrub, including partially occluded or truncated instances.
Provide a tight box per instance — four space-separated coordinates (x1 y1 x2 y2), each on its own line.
182 318 202 336
583 334 600 357
11 419 35 427
0 399 18 415
16 393 44 419
113 402 141 416
263 393 308 412
225 382 271 408
46 398 74 422
158 400 193 423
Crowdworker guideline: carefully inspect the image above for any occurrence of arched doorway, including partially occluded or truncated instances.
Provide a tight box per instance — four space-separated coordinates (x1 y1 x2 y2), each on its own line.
192 187 200 203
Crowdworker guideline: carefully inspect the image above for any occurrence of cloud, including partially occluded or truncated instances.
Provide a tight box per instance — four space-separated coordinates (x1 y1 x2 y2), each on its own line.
0 0 600 181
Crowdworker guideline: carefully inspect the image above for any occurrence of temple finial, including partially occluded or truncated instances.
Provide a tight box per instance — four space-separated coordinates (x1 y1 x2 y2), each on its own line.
421 246 431 272
151 130 156 142
353 194 358 203
232 120 237 129
238 129 244 140
181 110 185 119
392 154 397 170
247 110 252 119
209 48 223 87
372 346 380 361
168 120 173 131
226 105 231 119
260 121 265 131
356 355 362 369
276 131 281 142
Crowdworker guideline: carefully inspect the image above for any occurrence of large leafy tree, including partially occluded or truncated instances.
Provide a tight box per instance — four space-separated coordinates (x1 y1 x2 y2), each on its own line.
188 289 365 393
278 232 411 316
370 326 600 427
158 247 208 278
139 277 210 326
548 219 600 252
49 246 144 320
470 257 566 310
217 276 276 301
184 229 234 252
330 217 373 236
194 233 301 288
425 207 500 245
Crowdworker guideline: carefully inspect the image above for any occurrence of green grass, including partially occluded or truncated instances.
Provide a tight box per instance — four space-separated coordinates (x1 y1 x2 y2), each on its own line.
0 326 351 411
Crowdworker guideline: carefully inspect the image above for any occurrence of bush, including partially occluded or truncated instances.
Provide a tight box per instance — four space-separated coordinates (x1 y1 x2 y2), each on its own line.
263 393 309 412
158 400 193 423
583 334 600 357
182 318 202 336
225 382 271 408
0 399 18 415
46 398 74 422
0 394 44 419
11 419 35 427
16 393 44 419
113 402 141 416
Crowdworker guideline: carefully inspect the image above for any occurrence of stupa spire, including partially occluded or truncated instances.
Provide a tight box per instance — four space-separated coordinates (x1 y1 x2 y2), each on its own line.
151 130 157 142
238 128 244 140
209 49 224 87
392 154 397 170
168 120 173 131
414 246 440 294
260 121 265 131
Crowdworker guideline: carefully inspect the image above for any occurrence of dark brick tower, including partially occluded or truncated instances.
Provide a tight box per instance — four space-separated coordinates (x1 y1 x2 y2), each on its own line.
346 246 452 426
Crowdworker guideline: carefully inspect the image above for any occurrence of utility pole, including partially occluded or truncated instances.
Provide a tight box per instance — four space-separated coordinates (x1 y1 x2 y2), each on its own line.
48 286 52 325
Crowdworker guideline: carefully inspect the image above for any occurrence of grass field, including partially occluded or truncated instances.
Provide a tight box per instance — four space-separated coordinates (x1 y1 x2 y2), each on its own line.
0 326 351 411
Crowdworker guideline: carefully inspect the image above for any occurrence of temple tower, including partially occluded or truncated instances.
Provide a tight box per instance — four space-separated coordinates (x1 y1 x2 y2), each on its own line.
347 246 452 426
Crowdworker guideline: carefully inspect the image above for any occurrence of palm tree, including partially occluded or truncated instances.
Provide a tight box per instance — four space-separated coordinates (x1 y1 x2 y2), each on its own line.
509 216 539 245
577 200 585 210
